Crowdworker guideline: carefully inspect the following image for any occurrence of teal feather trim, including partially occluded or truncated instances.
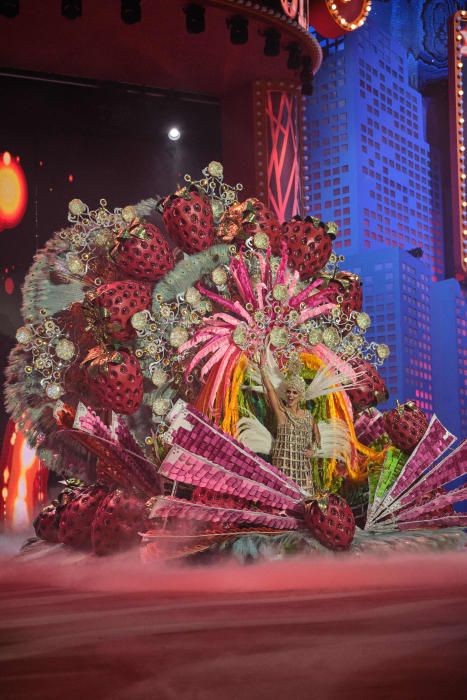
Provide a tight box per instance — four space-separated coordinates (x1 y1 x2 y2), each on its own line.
152 244 231 308
216 532 326 562
21 230 85 323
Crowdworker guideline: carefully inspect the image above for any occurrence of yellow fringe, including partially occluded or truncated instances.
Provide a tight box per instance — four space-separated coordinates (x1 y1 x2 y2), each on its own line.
300 351 385 482
325 393 338 487
221 354 247 436
300 353 323 371
334 392 386 480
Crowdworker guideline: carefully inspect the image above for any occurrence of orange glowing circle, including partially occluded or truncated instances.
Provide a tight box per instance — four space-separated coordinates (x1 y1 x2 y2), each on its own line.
0 153 28 231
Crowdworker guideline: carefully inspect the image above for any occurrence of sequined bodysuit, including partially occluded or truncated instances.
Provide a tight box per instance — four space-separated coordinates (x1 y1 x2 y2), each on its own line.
271 407 317 492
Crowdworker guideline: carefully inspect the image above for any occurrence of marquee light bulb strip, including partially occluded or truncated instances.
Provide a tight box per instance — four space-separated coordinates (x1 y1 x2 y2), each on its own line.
325 0 372 32
452 10 467 273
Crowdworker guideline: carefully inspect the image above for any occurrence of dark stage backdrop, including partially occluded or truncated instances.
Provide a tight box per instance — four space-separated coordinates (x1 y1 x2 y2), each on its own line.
0 75 221 436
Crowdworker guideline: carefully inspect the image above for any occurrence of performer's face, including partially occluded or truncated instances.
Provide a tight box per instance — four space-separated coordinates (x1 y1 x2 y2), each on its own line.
285 387 300 408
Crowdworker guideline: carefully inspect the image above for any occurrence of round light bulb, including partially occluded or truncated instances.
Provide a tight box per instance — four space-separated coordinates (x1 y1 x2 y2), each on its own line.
168 127 181 141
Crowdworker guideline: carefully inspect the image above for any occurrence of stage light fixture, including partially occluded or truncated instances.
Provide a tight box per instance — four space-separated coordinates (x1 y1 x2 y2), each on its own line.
61 0 81 20
262 28 281 57
300 56 314 96
286 42 301 70
0 0 19 18
184 3 205 34
168 127 181 142
121 0 141 25
227 15 248 45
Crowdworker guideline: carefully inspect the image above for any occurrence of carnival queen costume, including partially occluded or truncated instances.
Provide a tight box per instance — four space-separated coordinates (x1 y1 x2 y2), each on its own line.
5 161 466 559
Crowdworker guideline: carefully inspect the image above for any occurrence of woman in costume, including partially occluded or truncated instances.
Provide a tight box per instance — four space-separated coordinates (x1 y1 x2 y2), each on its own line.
260 360 321 493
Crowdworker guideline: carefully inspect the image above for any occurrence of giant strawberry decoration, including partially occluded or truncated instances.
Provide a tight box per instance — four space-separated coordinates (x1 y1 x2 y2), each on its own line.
34 482 83 543
347 358 388 412
58 484 108 549
283 216 334 279
34 504 61 543
113 220 174 281
318 270 363 316
83 347 144 415
162 187 215 254
84 280 151 343
304 493 355 551
242 199 282 253
383 401 428 454
91 489 149 556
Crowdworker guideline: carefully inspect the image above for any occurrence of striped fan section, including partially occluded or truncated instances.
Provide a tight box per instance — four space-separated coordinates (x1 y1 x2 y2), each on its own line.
398 439 467 507
149 496 300 531
354 409 386 446
366 448 407 526
367 416 456 524
160 445 302 514
393 485 467 525
165 401 302 500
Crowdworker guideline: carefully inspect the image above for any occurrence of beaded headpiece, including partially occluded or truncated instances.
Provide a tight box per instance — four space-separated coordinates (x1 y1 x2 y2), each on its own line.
282 375 306 399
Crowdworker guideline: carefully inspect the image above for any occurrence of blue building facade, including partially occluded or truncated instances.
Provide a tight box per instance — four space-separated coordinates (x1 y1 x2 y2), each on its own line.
303 21 444 278
345 248 434 415
431 279 467 437
304 12 466 437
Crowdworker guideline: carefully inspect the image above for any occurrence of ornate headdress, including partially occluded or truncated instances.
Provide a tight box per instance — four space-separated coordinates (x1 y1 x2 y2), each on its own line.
282 375 306 399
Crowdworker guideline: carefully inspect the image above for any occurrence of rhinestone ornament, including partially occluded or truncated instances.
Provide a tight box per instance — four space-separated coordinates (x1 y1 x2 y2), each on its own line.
151 368 168 386
68 199 86 216
272 284 288 302
16 326 33 344
207 161 223 178
67 255 85 275
130 311 148 331
46 383 64 400
55 339 76 361
253 232 270 250
233 324 247 348
356 312 371 330
211 267 228 286
185 287 201 306
376 344 390 359
323 327 341 348
269 326 288 348
169 326 189 348
152 398 171 416
121 205 137 223
308 327 323 345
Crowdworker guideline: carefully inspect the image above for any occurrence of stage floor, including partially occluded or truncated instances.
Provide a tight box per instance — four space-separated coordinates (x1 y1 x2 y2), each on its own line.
0 547 466 700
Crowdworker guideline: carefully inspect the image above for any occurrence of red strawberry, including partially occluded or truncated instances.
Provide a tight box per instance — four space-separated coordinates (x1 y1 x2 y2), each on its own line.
85 348 144 415
318 271 363 316
283 217 334 279
304 493 355 551
33 504 60 543
91 489 149 556
85 280 151 343
113 220 174 281
59 484 108 549
383 401 428 454
162 188 215 254
33 483 83 543
242 199 282 253
347 358 388 412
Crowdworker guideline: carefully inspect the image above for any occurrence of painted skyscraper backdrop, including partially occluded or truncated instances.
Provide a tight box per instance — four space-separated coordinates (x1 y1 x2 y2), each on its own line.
303 2 467 437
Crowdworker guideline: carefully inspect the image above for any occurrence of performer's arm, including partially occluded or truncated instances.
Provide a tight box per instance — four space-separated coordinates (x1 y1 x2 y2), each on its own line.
312 418 321 449
260 362 284 422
